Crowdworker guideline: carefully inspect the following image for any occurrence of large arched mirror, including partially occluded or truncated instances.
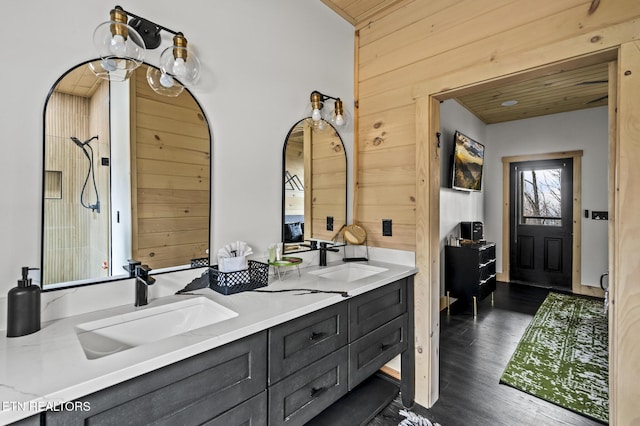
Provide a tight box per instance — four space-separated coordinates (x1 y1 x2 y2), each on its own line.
42 61 211 289
282 119 346 253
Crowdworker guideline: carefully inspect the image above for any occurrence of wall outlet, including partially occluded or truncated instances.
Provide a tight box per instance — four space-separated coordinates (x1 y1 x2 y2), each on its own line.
326 216 334 231
382 219 392 236
592 211 608 220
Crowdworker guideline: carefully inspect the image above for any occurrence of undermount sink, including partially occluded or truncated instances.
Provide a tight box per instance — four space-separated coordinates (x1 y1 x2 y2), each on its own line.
75 297 238 360
309 263 388 282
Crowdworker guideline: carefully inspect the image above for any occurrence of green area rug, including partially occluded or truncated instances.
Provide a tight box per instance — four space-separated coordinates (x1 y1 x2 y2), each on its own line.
500 292 609 423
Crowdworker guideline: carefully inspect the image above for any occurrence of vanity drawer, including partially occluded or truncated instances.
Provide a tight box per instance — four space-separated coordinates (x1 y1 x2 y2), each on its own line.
349 279 407 340
269 346 348 426
8 414 41 426
46 331 267 426
349 313 408 389
269 302 348 384
203 390 267 426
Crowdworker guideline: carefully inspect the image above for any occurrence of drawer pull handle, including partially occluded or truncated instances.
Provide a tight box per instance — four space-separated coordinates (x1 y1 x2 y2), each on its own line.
380 342 392 352
310 386 327 398
479 259 496 268
479 274 496 285
309 332 326 341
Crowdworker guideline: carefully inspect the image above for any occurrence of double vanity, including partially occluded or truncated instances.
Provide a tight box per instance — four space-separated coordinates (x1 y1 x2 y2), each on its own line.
1 261 416 425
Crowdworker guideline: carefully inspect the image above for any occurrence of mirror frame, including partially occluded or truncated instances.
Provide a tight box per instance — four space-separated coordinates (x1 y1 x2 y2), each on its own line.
40 59 212 290
281 118 347 253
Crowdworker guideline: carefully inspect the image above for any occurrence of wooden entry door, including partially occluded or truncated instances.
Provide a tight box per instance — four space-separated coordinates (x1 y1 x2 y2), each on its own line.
509 158 573 288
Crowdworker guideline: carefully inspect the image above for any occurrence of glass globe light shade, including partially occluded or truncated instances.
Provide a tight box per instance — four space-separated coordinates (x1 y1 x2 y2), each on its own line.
146 67 185 97
327 99 351 131
305 117 327 131
159 46 201 86
90 20 145 82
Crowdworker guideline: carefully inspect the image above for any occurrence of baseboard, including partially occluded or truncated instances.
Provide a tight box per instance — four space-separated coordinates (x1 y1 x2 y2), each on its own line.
379 365 401 381
575 285 605 298
440 295 457 311
440 296 448 311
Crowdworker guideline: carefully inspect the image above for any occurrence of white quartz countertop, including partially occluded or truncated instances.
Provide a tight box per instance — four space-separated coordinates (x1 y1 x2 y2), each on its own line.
0 260 416 424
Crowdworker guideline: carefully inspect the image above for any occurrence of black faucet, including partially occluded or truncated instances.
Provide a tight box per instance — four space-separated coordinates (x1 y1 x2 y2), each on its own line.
123 259 141 278
134 264 156 307
319 242 340 267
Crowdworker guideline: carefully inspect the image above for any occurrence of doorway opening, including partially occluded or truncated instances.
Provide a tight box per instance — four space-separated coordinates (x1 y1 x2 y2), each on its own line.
414 54 617 412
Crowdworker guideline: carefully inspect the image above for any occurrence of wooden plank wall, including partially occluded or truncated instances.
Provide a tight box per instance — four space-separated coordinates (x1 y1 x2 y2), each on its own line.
133 68 210 269
354 0 640 422
310 126 347 241
43 85 110 285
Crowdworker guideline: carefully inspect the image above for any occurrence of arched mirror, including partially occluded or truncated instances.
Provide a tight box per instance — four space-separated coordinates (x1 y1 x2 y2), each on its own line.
282 119 346 253
42 61 211 289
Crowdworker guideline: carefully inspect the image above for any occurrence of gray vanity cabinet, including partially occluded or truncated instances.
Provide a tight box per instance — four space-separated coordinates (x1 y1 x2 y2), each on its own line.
268 303 350 425
269 346 349 426
8 414 41 426
202 391 267 426
347 279 408 390
45 332 267 426
268 277 410 426
35 276 414 426
268 302 349 384
348 314 408 389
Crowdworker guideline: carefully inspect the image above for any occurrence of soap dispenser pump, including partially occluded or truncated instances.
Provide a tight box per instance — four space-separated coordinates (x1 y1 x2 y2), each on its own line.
6 267 41 337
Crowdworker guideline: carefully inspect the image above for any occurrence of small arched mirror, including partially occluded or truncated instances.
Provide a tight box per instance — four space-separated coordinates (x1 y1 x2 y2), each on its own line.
42 61 211 289
282 119 346 253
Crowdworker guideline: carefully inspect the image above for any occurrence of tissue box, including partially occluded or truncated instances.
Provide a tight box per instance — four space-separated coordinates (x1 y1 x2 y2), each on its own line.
218 255 248 273
209 260 269 295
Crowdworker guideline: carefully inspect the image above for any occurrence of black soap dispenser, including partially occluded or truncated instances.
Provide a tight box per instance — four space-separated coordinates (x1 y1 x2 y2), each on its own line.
6 267 41 337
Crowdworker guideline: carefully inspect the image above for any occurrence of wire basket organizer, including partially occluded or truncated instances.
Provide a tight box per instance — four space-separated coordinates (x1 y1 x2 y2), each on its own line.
209 260 269 295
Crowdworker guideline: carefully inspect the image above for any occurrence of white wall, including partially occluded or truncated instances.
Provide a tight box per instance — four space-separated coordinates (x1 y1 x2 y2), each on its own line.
439 100 486 294
0 1 353 317
484 106 609 287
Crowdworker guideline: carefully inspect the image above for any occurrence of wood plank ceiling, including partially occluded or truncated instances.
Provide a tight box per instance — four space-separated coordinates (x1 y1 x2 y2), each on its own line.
320 0 609 124
454 62 609 124
54 63 102 98
320 0 406 26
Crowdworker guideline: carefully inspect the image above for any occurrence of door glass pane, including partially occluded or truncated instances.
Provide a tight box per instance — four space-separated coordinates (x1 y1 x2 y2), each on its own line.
519 168 562 226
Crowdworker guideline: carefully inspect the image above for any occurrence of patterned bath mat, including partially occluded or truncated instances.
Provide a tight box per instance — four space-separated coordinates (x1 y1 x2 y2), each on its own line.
398 409 441 426
500 292 608 423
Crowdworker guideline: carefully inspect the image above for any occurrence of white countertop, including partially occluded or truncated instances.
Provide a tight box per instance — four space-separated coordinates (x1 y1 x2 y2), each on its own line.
0 260 416 424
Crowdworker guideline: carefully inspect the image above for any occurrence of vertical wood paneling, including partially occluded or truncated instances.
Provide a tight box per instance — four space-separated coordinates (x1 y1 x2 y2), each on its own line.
607 59 618 422
88 81 111 277
43 83 110 285
132 67 210 269
612 41 640 426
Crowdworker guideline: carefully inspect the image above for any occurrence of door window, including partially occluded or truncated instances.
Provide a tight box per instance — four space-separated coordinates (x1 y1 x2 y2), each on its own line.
519 168 563 226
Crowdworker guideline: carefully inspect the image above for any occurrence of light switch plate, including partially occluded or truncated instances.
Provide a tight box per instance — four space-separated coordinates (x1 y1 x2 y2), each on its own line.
592 211 608 220
326 216 334 231
382 219 392 236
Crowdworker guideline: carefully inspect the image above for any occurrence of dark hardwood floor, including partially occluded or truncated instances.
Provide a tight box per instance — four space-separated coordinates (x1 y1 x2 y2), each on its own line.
368 282 605 426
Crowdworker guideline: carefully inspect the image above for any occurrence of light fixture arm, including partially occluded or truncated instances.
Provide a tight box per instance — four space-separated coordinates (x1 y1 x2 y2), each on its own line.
310 90 341 107
112 5 186 51
115 5 181 38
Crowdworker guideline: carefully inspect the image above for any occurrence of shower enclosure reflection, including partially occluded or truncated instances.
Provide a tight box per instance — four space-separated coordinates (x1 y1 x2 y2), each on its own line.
43 61 211 288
